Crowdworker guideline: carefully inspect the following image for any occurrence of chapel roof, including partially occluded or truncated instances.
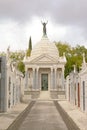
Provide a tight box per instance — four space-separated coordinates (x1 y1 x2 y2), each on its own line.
24 22 66 64
30 36 59 61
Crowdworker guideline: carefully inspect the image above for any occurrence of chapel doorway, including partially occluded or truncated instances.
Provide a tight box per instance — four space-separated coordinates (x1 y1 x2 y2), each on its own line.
41 74 48 91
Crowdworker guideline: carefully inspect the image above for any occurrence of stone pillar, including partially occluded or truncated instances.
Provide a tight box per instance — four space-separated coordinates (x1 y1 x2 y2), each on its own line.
62 68 64 90
27 69 31 90
51 68 53 90
25 69 28 89
32 68 35 90
36 68 39 90
0 57 7 112
54 68 57 90
27 69 29 89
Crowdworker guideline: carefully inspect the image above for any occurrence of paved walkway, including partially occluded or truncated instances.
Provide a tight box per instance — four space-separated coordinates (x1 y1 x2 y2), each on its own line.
0 103 28 130
0 99 87 130
18 101 68 130
58 101 87 130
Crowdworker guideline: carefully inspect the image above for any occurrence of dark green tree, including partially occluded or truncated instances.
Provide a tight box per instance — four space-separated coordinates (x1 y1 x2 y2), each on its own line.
17 61 25 74
10 51 25 75
56 42 87 78
26 36 32 56
55 41 71 56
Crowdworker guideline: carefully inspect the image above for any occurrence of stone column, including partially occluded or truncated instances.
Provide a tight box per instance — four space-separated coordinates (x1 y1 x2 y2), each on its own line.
0 57 7 112
25 69 28 89
36 68 39 90
62 68 64 90
54 68 57 90
32 68 35 90
27 69 29 89
51 68 53 90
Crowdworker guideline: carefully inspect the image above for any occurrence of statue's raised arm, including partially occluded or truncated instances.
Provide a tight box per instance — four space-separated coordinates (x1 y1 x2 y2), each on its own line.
41 21 48 36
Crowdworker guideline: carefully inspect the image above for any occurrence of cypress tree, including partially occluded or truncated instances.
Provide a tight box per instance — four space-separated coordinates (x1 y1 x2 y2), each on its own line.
29 36 32 50
26 36 32 57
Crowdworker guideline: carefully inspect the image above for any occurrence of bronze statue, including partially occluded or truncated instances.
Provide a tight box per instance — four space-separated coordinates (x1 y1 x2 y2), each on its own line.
41 21 48 36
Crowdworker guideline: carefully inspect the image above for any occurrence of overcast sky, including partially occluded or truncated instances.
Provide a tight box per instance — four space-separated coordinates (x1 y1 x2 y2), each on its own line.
0 0 87 52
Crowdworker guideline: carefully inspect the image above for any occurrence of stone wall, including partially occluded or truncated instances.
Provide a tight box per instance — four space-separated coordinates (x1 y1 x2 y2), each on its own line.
65 61 87 112
0 56 7 112
0 56 24 112
7 63 24 111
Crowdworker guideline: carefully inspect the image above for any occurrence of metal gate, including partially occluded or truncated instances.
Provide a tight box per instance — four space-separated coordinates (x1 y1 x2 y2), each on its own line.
41 74 48 91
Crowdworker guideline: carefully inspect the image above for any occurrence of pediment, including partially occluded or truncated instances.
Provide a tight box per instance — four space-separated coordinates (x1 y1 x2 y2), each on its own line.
29 54 57 64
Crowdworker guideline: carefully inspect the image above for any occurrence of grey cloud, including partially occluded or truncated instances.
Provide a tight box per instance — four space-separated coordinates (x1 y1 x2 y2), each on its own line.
53 0 87 27
0 0 51 21
0 0 87 26
0 0 87 36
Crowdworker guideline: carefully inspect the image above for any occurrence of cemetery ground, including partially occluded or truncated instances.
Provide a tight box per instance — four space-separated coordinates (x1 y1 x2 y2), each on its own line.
0 99 87 130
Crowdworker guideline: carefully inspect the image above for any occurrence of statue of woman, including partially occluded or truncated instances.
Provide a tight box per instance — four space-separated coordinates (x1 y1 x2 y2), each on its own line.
41 21 48 36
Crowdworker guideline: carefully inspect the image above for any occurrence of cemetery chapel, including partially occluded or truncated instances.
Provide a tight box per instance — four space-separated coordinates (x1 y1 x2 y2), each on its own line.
23 22 66 98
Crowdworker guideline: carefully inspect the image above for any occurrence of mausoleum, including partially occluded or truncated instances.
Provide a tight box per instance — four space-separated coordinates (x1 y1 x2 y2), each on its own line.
23 22 66 99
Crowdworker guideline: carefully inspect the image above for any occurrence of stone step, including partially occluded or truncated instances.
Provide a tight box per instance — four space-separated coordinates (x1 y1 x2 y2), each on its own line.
24 90 66 100
38 91 51 100
58 95 66 99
